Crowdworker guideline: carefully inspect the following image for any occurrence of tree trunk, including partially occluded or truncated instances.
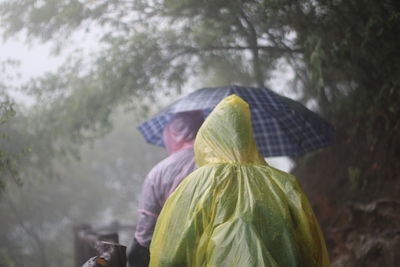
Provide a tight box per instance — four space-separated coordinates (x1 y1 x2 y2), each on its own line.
238 8 265 87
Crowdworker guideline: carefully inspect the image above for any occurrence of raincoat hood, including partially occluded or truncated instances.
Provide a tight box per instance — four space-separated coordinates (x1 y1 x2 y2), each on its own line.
163 110 204 155
194 95 265 166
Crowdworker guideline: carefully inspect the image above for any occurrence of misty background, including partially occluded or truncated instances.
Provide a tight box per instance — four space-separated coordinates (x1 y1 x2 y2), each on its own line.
1 1 399 267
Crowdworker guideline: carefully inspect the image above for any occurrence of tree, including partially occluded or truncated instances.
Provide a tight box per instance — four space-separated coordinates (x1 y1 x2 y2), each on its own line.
0 99 18 189
0 0 303 143
0 60 26 191
273 1 400 265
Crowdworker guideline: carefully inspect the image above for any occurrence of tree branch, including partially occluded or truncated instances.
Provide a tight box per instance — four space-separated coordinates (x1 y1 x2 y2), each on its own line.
199 45 303 54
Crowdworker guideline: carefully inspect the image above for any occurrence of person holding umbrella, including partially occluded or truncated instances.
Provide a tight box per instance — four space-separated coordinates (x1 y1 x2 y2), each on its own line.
128 110 204 267
138 85 333 159
150 95 330 266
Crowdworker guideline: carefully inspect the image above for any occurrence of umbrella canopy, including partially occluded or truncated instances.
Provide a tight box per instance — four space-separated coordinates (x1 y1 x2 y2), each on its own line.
138 85 334 157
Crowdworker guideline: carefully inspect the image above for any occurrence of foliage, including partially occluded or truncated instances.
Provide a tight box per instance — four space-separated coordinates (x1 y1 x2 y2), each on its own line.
0 99 19 189
0 60 28 191
277 0 400 195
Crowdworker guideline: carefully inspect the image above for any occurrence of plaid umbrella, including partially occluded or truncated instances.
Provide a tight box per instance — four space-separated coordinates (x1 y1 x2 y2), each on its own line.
138 85 334 157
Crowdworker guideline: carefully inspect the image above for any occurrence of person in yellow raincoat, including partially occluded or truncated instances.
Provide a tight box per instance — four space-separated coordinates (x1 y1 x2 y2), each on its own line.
150 95 330 267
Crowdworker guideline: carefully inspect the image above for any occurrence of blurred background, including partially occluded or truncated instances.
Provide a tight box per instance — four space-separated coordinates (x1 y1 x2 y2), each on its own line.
0 1 399 266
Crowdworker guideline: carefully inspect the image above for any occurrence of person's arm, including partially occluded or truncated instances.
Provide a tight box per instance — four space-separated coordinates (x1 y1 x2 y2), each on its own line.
127 237 150 267
128 209 158 267
129 167 162 267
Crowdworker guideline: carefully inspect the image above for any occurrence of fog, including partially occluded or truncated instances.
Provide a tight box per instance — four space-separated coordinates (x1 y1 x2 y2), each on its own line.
1 1 398 266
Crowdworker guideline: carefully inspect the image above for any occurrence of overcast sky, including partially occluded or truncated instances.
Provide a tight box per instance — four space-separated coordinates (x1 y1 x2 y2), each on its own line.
1 38 62 80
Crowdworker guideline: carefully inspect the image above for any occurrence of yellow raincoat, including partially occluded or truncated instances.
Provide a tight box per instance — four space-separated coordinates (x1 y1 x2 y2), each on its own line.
150 95 330 267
